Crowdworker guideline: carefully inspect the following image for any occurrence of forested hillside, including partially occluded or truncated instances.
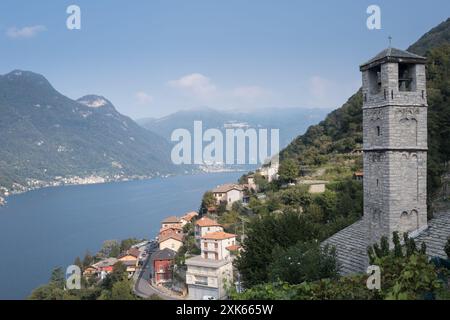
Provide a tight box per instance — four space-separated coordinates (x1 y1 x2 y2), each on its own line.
0 71 177 193
281 18 450 201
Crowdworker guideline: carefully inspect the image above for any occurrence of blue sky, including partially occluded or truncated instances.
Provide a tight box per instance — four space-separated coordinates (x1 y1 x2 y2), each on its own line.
0 0 448 119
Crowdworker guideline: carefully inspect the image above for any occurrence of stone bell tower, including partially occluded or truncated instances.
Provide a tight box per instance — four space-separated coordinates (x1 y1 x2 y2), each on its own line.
360 47 428 245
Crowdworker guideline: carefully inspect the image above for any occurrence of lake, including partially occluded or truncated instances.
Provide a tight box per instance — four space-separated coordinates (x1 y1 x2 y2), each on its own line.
0 172 243 299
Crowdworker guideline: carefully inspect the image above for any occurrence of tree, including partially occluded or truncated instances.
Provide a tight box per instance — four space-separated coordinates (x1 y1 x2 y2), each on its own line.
98 240 121 258
110 280 136 300
268 242 339 284
278 159 299 183
101 262 128 290
234 233 443 300
445 237 450 259
199 191 216 215
236 211 322 287
120 238 140 252
50 267 65 289
82 251 94 269
74 256 83 271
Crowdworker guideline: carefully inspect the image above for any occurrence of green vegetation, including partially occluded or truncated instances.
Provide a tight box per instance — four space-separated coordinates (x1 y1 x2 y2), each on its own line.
175 222 200 266
445 237 450 258
29 262 138 300
0 73 177 192
236 18 450 298
232 234 450 300
278 159 299 183
29 238 145 300
268 242 339 284
281 24 450 206
199 191 216 215
236 179 362 287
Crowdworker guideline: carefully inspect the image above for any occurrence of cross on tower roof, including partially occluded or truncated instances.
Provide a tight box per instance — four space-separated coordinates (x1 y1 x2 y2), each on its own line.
388 36 392 48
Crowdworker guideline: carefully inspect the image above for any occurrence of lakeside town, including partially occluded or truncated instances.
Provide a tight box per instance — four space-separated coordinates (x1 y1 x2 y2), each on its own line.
0 166 248 208
67 161 280 300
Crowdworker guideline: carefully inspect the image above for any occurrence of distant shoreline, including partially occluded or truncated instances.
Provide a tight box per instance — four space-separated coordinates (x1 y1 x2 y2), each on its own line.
0 169 247 207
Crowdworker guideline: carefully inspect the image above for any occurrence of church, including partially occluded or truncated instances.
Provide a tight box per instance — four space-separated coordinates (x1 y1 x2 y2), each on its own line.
323 47 450 275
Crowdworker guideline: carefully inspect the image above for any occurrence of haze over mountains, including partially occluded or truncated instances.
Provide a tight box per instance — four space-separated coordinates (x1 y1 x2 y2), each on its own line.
0 70 177 192
0 70 330 195
137 107 331 149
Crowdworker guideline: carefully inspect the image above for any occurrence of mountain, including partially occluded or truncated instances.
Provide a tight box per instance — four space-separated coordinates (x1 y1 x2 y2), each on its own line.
0 70 177 192
137 106 332 149
280 18 450 200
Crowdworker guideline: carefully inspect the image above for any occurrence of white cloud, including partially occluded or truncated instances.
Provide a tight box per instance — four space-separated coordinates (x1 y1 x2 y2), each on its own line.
6 25 47 39
232 85 268 100
135 91 154 105
168 73 217 100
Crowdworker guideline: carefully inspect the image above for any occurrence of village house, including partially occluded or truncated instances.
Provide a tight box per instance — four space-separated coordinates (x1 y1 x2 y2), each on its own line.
158 230 184 252
201 231 237 261
159 224 183 238
258 160 279 182
211 184 244 207
150 248 177 286
117 248 140 277
161 216 182 229
179 211 199 226
195 217 224 246
83 257 118 279
185 230 237 300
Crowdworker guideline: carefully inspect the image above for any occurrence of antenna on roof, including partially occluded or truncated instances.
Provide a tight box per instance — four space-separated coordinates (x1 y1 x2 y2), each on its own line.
388 35 393 48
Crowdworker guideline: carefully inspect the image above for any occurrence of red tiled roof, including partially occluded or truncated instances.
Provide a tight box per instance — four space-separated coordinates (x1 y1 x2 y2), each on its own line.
226 245 241 251
159 224 183 233
118 248 140 259
202 231 236 240
181 211 198 222
195 217 221 227
159 230 184 243
162 216 180 223
212 183 244 193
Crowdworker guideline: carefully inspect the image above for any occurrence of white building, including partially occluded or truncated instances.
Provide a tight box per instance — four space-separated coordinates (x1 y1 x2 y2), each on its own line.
211 184 244 208
200 231 237 261
185 256 233 300
186 231 237 300
195 217 224 246
159 232 184 252
259 159 279 182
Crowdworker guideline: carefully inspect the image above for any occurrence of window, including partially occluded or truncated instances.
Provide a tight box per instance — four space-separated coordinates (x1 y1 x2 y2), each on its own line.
398 63 415 92
376 126 380 136
368 65 382 94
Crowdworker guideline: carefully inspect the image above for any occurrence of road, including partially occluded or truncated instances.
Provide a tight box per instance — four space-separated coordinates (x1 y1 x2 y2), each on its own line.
133 243 183 300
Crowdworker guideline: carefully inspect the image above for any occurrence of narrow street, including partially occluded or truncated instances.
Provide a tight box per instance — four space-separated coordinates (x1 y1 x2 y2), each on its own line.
133 243 183 300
